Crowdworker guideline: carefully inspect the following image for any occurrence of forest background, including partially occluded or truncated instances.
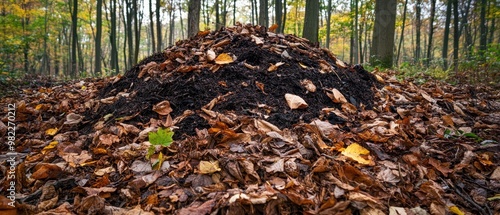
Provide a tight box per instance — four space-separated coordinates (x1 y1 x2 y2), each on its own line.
0 0 499 83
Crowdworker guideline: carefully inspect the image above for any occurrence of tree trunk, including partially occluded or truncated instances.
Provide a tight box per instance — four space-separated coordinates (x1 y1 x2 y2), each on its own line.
479 0 487 56
281 0 287 33
222 0 228 27
149 0 156 53
460 0 472 59
370 0 397 68
251 0 255 24
396 0 408 65
352 0 359 64
111 0 119 74
71 0 78 77
358 4 363 64
442 0 452 70
325 0 332 48
253 0 259 25
415 0 421 64
303 0 319 43
133 0 141 64
125 0 133 69
259 0 268 27
188 0 201 37
452 0 459 73
178 2 184 39
95 0 102 75
425 0 436 67
169 2 175 46
41 0 50 75
233 0 236 25
156 0 162 51
215 0 221 29
275 0 282 33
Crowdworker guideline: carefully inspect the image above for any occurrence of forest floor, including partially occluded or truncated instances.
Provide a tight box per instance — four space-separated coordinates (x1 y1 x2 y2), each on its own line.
1 24 499 215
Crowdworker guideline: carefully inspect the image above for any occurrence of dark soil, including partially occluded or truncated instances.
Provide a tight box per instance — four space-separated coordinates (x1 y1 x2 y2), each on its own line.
83 26 378 137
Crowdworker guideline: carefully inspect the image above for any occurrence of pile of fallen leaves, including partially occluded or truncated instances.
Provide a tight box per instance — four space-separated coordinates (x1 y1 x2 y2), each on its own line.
0 24 499 215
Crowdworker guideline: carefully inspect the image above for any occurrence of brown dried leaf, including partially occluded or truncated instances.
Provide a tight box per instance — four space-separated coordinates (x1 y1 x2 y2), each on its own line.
32 163 63 180
285 93 308 109
300 79 317 93
153 100 173 115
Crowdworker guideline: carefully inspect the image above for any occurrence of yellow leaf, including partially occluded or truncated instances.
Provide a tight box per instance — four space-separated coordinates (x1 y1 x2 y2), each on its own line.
199 160 221 174
45 128 58 136
214 53 234 64
341 143 375 166
41 141 58 154
449 206 464 215
35 104 43 110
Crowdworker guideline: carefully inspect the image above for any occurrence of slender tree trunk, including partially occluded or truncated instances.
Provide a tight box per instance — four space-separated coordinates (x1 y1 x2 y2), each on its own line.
442 0 452 70
111 0 119 74
359 0 366 63
95 0 102 75
396 0 408 66
259 0 268 27
253 0 259 25
121 0 127 69
415 0 421 64
452 0 459 73
488 17 495 45
371 0 397 68
149 0 156 53
222 0 227 27
188 0 201 37
215 0 221 29
71 0 78 77
156 0 162 51
479 0 487 57
325 0 332 48
353 0 359 63
41 0 50 75
178 2 184 39
77 36 84 75
303 0 319 43
133 0 141 64
169 2 175 46
460 0 472 58
282 0 287 33
426 0 436 67
233 0 236 25
204 0 210 28
125 0 133 69
251 0 255 25
275 0 282 33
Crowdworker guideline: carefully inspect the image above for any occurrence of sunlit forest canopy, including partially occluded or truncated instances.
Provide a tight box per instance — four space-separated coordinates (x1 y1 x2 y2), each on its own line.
0 0 498 81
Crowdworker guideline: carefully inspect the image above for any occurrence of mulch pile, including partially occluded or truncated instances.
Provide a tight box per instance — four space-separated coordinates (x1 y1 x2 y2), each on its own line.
84 24 377 137
0 24 499 215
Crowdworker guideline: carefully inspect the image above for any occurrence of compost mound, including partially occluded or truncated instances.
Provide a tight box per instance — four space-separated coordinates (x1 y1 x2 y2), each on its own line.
85 24 378 136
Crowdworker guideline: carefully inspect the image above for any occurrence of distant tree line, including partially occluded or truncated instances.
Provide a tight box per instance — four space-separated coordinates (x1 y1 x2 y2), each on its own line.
0 0 498 79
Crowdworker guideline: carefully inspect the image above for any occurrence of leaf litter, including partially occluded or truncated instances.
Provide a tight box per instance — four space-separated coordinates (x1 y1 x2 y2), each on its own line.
0 23 499 214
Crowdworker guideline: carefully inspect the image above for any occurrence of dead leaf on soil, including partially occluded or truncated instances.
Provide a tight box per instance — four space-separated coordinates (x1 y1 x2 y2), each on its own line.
214 53 234 64
285 93 308 109
199 160 221 174
340 143 375 166
153 100 173 115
